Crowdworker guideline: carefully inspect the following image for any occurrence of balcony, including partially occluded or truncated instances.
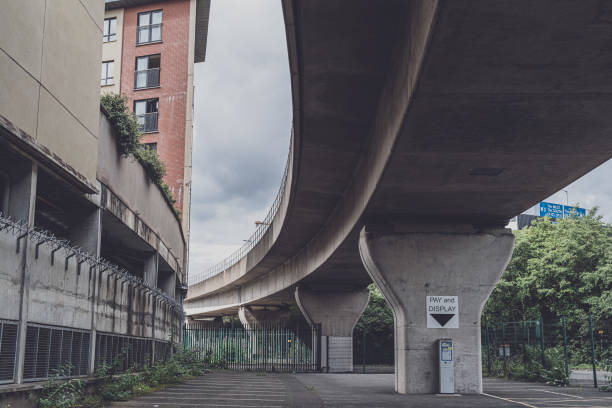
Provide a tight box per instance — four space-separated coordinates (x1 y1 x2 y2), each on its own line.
135 68 160 89
137 112 158 133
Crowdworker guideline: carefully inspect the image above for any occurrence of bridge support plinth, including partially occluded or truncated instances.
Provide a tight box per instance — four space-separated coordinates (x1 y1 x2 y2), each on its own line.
295 286 369 373
238 306 290 329
359 224 514 394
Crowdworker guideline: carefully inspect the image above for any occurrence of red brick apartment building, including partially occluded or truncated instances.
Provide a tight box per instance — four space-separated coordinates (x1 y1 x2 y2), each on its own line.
102 0 210 259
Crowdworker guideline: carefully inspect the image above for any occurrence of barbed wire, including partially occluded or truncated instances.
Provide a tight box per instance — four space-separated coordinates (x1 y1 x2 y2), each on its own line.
0 212 184 316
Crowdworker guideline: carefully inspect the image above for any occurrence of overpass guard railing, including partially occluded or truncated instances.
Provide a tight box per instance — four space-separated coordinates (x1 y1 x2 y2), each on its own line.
189 130 293 285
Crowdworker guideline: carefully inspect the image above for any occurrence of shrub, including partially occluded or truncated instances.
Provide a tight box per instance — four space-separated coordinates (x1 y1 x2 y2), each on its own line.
37 366 84 408
136 145 166 185
100 94 142 157
101 94 178 213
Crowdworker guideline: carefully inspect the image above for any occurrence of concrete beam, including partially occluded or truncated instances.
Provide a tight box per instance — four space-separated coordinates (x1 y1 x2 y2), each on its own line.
238 306 290 330
295 286 369 373
359 223 514 394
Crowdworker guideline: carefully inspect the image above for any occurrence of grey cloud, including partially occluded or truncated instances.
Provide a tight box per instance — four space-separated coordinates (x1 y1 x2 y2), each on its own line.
190 0 291 273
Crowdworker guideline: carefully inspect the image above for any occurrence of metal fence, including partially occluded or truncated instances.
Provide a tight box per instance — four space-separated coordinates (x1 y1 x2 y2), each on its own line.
353 328 394 373
0 320 18 384
482 314 611 387
23 324 90 382
183 324 321 372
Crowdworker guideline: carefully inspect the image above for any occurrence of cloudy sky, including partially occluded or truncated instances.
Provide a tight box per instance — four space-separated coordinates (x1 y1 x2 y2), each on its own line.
189 0 612 276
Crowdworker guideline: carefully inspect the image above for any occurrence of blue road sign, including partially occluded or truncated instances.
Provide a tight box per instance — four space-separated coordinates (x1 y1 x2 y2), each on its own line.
539 202 586 219
563 205 586 218
540 202 564 218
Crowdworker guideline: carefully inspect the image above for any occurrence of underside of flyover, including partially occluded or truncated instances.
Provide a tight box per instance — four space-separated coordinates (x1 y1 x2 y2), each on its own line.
187 0 612 316
186 0 612 393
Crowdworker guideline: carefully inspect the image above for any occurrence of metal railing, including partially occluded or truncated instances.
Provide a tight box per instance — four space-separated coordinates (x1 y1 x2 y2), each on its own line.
134 68 160 89
137 112 158 133
189 130 293 285
183 323 321 372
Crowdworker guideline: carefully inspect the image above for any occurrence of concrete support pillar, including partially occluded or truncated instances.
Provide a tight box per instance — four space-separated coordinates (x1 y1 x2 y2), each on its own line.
143 252 159 288
295 286 369 373
15 163 37 384
238 306 290 329
358 224 514 394
70 208 103 256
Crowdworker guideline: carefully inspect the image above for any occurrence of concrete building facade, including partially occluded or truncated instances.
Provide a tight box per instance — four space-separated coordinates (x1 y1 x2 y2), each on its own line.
102 0 211 273
0 0 199 390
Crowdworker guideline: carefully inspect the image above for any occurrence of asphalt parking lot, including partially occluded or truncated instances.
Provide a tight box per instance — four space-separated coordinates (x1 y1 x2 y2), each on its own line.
110 372 612 407
482 377 612 408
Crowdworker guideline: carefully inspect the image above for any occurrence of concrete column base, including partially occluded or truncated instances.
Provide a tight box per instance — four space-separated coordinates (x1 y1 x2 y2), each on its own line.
359 224 514 394
295 286 369 373
321 336 353 372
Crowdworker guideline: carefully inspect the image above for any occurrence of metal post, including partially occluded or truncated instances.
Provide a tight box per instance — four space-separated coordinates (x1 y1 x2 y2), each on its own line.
485 321 491 375
362 330 366 374
589 313 598 388
502 322 507 373
562 316 569 378
539 317 545 367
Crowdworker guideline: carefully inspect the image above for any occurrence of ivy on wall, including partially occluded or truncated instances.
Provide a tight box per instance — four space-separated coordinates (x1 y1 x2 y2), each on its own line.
100 94 179 217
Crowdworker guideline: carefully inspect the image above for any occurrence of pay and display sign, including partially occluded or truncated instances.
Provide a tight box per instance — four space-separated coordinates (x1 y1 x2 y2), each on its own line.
540 202 586 219
426 296 459 328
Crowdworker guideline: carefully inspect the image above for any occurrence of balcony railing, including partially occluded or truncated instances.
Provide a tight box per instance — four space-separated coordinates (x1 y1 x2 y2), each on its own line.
137 112 158 133
135 68 160 89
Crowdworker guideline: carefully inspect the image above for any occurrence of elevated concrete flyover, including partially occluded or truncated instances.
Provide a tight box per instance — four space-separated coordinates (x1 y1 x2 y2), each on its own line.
186 0 612 392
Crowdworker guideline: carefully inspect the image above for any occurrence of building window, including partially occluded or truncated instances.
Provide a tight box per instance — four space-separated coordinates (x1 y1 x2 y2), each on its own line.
135 54 161 89
101 61 114 86
134 98 158 133
137 10 162 45
103 18 117 42
144 142 157 152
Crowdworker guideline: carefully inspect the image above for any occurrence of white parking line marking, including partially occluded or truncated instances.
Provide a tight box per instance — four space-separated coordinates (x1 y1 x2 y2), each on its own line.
535 389 584 399
139 396 286 402
483 392 540 407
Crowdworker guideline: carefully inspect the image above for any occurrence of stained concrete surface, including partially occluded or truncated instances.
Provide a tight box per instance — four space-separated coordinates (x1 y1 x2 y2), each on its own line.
108 371 612 407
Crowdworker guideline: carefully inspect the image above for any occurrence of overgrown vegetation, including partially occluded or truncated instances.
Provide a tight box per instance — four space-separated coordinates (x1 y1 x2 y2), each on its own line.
37 366 84 408
100 94 179 218
484 345 569 386
483 210 611 366
36 348 206 407
354 284 394 365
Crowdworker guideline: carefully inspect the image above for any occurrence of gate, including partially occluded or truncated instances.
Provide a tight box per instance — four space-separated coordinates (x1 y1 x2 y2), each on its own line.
183 324 321 372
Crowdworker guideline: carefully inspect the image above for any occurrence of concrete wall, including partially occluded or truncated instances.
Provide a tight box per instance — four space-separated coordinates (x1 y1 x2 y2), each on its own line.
101 8 124 95
0 0 103 188
97 111 186 278
0 226 178 340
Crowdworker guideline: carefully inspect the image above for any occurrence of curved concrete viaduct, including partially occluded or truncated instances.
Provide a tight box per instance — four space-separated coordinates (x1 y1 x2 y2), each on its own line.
186 0 612 392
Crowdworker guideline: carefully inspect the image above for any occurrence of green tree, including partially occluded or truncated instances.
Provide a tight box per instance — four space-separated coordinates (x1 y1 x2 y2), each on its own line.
483 209 612 344
354 284 394 364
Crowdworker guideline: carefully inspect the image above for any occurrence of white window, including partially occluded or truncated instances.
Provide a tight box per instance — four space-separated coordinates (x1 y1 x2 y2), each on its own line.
103 18 117 42
101 61 114 86
137 10 162 44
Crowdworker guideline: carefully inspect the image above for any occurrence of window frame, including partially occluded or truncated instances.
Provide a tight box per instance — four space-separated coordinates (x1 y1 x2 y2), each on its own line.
134 54 161 89
136 10 163 45
134 98 159 133
101 60 114 86
103 17 117 42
